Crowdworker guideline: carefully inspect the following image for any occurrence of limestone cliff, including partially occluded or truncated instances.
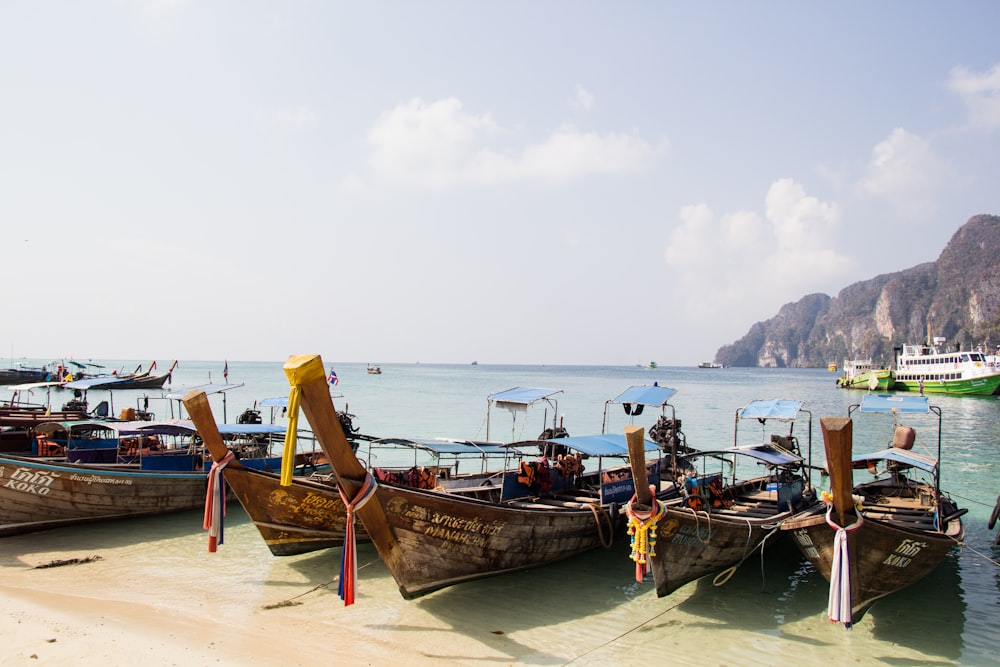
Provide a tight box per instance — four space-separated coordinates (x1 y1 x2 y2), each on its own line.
715 214 1000 367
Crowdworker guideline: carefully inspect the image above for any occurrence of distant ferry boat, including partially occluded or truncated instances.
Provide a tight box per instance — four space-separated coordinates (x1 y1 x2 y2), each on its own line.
698 362 722 369
647 361 658 369
893 338 1000 395
827 362 837 372
836 359 894 390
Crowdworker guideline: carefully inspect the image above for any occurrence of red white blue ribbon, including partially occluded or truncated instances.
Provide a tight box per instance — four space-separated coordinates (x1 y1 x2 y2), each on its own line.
337 473 378 605
204 451 235 553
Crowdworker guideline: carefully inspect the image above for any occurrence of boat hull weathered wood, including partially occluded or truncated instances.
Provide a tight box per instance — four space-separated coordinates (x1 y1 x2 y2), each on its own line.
211 464 359 556
283 353 620 600
781 400 965 625
0 454 208 536
782 501 962 623
647 482 794 596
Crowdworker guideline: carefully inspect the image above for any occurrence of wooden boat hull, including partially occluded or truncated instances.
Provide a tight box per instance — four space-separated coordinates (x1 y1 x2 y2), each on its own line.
836 369 894 390
88 372 172 390
648 502 792 597
362 482 618 599
782 505 963 624
217 465 361 556
891 375 1000 395
0 454 208 536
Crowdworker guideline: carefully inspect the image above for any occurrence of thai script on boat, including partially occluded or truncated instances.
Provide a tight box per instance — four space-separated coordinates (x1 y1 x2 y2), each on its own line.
3 466 60 495
68 474 133 486
387 497 506 551
882 538 927 568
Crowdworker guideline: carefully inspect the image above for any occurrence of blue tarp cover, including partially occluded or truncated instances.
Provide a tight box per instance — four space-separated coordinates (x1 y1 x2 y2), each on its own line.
163 383 245 400
739 399 804 421
859 394 930 414
63 377 130 390
608 385 678 407
487 387 563 408
371 438 508 456
852 447 937 473
537 432 659 457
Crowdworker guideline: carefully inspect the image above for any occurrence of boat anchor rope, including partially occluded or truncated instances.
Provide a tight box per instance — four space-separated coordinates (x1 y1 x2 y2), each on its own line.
204 451 236 553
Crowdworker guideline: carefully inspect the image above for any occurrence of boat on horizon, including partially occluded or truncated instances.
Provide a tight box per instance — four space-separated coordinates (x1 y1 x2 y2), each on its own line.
697 361 723 369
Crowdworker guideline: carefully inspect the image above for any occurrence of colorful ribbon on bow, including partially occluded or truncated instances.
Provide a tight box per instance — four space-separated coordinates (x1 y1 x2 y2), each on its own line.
337 473 378 605
204 450 235 552
625 485 666 582
825 503 864 628
279 385 302 487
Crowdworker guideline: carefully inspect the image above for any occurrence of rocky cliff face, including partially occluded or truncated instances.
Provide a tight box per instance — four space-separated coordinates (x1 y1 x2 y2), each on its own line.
715 214 1000 367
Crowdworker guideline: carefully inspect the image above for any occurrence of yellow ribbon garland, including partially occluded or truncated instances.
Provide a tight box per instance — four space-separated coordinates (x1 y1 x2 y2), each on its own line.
280 385 302 486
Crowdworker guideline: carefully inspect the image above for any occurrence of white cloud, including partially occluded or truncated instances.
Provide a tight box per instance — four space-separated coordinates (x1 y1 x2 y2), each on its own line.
947 63 1000 130
663 180 855 325
860 128 954 217
570 85 595 112
361 97 658 190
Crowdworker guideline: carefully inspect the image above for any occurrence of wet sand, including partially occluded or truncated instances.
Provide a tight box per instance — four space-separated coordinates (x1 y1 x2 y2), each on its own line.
2 504 988 666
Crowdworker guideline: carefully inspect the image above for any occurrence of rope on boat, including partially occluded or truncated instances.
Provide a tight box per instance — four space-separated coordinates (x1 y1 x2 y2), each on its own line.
711 521 780 587
682 505 712 545
585 502 615 549
203 450 235 553
337 472 378 606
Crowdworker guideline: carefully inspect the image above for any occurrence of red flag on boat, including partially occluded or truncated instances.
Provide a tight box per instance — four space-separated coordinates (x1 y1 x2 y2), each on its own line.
223 360 229 381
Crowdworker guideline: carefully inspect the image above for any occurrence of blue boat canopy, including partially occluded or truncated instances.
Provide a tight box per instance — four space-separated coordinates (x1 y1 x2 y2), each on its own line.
371 437 509 457
535 433 659 457
63 376 130 391
163 383 245 399
608 385 678 407
851 447 937 473
739 399 804 421
487 387 563 411
695 443 803 466
859 394 930 414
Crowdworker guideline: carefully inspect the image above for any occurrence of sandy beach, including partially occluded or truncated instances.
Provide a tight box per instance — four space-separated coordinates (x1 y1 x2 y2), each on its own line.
2 503 990 667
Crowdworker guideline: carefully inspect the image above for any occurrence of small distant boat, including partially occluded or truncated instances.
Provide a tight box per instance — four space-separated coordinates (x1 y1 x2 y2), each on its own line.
836 359 894 390
86 361 177 390
697 361 722 369
782 394 965 626
828 362 838 372
646 361 658 369
366 364 382 375
892 336 1000 395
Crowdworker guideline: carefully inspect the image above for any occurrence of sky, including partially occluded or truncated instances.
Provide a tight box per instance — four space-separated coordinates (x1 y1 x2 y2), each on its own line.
3 1 999 366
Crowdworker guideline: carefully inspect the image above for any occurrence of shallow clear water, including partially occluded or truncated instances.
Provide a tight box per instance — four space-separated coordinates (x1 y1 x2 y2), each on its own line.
3 359 999 665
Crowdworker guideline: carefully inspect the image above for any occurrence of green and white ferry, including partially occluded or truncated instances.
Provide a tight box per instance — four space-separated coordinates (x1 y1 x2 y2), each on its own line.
893 338 1000 395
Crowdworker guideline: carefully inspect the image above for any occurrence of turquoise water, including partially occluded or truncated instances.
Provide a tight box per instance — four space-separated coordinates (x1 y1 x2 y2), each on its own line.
4 358 999 665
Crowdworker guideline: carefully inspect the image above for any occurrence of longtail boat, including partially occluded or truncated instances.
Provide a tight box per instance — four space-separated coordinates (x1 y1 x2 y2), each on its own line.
624 399 818 597
266 354 668 600
0 418 321 537
781 394 966 626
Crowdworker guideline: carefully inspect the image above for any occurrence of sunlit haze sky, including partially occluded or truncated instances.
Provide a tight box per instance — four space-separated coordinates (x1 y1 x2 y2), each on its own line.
3 2 999 366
